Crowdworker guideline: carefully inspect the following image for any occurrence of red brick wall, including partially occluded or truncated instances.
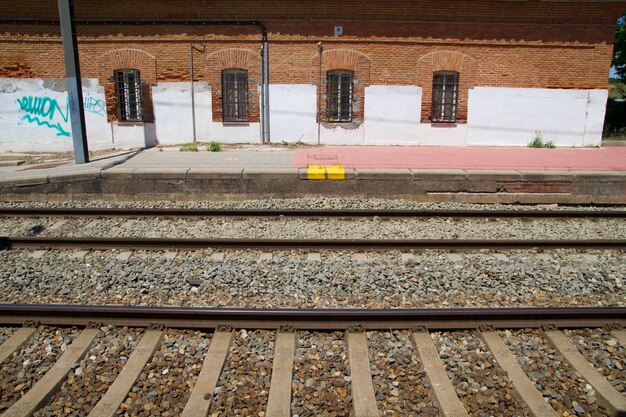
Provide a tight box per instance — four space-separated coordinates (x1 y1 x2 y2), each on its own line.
0 0 623 123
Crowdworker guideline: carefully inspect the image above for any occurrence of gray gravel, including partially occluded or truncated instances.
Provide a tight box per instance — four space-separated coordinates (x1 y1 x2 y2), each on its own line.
210 329 274 416
433 331 527 416
34 326 142 416
2 215 625 240
119 329 209 416
0 326 80 411
2 197 624 211
562 329 625 393
291 331 351 417
368 330 439 416
501 329 610 416
0 249 623 309
0 327 15 345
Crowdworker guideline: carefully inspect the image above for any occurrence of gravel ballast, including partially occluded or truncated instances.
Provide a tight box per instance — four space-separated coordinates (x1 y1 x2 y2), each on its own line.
368 331 439 416
118 330 209 416
291 331 351 417
563 329 625 394
210 329 274 416
501 329 610 416
0 326 80 411
0 249 623 309
433 331 526 416
2 198 624 211
34 326 142 416
0 327 15 345
2 216 625 240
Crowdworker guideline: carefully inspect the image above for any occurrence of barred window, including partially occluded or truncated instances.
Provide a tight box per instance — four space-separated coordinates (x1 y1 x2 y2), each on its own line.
327 70 353 122
432 71 459 123
222 69 249 122
115 69 142 122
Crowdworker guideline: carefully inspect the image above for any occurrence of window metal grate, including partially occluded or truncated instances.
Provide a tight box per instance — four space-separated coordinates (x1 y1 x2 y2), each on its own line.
327 70 353 122
222 69 249 122
115 69 142 122
432 71 459 123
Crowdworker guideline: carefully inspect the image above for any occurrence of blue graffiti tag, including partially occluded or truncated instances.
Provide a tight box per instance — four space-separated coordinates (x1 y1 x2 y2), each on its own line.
16 94 106 137
83 95 106 116
17 95 70 137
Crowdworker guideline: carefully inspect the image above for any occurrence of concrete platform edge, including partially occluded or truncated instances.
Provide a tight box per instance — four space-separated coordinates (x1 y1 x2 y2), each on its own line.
1 168 624 204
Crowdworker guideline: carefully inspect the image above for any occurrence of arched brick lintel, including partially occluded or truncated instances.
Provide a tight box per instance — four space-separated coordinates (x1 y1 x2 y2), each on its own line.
206 48 260 71
418 50 476 73
98 48 157 83
310 49 372 86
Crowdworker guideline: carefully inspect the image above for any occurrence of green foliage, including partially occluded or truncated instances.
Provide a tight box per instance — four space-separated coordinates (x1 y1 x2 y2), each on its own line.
613 15 626 81
179 142 198 152
528 131 555 148
604 99 626 140
208 141 222 152
609 79 626 100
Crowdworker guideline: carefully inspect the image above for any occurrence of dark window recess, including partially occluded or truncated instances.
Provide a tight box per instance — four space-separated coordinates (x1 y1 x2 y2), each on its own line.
115 69 142 122
432 71 459 123
327 70 353 122
222 69 249 122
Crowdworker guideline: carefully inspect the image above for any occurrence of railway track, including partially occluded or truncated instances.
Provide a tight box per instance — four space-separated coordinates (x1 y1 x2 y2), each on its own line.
2 206 625 250
0 305 624 416
2 236 626 251
1 206 625 218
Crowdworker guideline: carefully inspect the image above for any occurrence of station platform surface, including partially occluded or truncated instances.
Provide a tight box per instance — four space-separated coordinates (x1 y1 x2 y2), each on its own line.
110 145 626 171
1 145 626 204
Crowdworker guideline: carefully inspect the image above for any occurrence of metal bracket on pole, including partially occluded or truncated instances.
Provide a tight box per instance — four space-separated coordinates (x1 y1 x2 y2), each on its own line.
58 0 89 164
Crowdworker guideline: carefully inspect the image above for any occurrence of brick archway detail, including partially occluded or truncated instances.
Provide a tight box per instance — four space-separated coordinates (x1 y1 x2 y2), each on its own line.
311 49 371 85
207 48 261 123
97 48 157 122
418 50 477 122
98 48 157 83
207 48 259 70
419 50 476 73
311 49 371 124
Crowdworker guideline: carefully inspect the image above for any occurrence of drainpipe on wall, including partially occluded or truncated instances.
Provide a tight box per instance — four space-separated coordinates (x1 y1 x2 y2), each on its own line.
317 42 323 146
262 29 270 144
189 43 196 143
259 44 265 144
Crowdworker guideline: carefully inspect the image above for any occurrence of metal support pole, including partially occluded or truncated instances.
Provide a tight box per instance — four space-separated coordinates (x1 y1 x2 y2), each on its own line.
317 43 323 146
190 44 197 143
259 45 265 144
262 35 270 144
57 0 89 164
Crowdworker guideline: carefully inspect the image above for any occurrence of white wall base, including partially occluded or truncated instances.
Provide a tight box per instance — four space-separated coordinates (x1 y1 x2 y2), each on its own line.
210 123 261 143
0 79 610 150
418 123 468 146
364 85 421 144
152 82 211 145
582 89 608 146
467 87 607 147
270 84 317 143
112 123 156 148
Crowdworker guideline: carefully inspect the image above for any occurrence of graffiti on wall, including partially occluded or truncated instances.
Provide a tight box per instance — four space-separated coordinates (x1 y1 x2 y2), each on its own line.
83 95 106 116
17 95 70 137
16 94 106 137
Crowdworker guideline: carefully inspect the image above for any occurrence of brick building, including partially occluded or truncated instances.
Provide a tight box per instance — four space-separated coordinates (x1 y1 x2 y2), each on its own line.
0 0 624 151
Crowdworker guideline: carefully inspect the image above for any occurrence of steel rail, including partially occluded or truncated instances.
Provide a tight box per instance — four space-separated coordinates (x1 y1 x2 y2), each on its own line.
2 236 626 251
0 304 623 330
0 207 624 218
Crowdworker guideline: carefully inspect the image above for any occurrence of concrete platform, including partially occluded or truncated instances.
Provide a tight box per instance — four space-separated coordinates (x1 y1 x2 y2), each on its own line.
1 146 625 204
